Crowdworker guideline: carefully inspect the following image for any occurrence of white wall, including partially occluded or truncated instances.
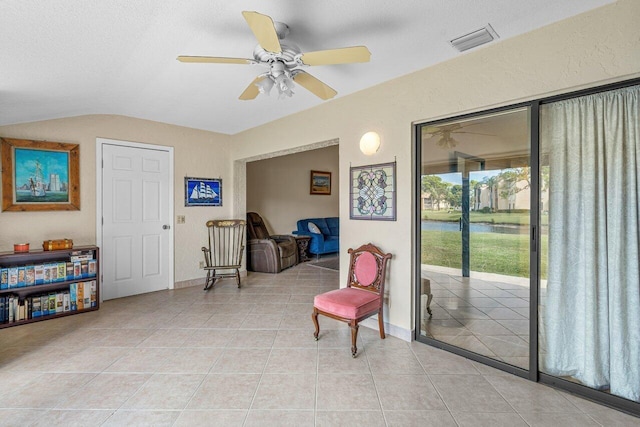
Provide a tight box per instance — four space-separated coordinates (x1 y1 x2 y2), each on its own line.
0 115 233 283
230 0 640 337
246 145 339 235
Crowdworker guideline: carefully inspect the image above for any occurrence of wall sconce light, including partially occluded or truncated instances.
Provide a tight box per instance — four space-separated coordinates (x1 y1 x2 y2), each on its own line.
359 131 381 155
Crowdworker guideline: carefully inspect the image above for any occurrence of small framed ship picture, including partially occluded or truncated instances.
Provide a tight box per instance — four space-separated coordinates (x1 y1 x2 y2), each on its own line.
185 177 222 207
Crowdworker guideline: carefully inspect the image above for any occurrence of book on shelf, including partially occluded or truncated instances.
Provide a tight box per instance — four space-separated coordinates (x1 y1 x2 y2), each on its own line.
81 261 89 278
8 267 18 289
25 266 35 286
40 295 48 316
56 263 66 282
70 250 94 262
0 268 7 290
47 293 56 315
17 300 25 322
69 283 78 311
77 282 84 310
90 281 97 307
17 267 26 288
66 262 74 281
73 262 81 279
88 260 97 277
48 264 58 283
43 265 51 283
32 297 42 318
55 293 63 314
8 296 14 322
34 264 44 285
62 292 69 312
83 281 91 308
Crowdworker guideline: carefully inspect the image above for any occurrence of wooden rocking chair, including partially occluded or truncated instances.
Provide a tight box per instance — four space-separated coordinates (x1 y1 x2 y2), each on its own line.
201 219 246 290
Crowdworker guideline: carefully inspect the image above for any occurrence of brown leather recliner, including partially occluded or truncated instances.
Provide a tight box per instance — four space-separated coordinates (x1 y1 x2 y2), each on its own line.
246 212 298 273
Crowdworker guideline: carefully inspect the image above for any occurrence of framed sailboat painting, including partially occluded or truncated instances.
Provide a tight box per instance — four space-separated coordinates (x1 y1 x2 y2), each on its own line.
185 177 222 207
1 137 80 211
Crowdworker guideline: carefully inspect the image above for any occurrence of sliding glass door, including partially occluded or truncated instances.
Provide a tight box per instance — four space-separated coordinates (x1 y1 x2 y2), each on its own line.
415 80 640 415
418 107 531 369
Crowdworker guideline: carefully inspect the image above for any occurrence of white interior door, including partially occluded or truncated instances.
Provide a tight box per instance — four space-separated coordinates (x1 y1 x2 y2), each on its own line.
101 143 172 300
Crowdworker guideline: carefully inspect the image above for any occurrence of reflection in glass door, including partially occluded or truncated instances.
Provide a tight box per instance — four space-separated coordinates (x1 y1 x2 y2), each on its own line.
418 107 531 369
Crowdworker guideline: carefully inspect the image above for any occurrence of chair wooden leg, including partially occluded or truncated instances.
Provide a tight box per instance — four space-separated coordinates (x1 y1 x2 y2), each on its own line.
426 293 433 316
312 309 320 341
235 269 241 288
350 321 359 358
203 270 213 291
378 311 386 339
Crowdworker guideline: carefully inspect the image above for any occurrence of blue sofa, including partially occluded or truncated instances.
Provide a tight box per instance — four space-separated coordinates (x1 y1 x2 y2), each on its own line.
293 217 339 257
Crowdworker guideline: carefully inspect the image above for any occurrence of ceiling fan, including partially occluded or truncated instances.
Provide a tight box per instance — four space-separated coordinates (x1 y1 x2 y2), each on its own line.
423 123 494 149
177 11 371 101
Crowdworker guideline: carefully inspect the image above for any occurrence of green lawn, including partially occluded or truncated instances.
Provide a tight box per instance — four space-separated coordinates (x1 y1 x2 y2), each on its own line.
421 210 549 226
421 230 548 278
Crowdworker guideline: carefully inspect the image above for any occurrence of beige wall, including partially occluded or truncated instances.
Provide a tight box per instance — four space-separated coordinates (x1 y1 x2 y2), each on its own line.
246 145 339 235
0 0 638 337
230 0 640 336
0 115 233 283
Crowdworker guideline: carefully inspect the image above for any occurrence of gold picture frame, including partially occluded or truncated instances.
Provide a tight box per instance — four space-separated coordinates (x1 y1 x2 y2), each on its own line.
310 170 331 195
1 137 80 211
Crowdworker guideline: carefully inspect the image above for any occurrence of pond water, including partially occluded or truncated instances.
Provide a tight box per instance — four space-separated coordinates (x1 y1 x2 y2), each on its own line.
421 220 528 235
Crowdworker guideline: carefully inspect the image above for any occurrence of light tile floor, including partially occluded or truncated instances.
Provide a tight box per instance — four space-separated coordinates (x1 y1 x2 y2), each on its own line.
0 262 638 426
421 268 531 369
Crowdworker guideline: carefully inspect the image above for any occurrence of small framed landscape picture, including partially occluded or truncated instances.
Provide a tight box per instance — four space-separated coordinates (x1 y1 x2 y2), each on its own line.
185 177 222 206
310 170 331 195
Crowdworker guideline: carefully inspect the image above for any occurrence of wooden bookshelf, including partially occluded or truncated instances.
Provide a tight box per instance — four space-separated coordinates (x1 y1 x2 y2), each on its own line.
0 245 99 328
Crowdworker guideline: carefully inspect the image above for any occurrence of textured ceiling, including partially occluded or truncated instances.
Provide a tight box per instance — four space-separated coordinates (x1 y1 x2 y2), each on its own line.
0 0 613 134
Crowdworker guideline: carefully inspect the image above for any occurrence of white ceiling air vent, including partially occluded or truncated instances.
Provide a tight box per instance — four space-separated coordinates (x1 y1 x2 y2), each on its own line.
450 24 499 52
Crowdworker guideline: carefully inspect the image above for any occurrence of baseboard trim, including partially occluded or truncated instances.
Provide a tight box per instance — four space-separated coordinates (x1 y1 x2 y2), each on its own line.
360 317 412 342
174 270 248 289
174 278 203 289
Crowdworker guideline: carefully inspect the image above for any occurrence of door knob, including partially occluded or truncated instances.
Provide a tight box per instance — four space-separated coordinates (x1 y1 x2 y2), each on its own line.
162 224 170 230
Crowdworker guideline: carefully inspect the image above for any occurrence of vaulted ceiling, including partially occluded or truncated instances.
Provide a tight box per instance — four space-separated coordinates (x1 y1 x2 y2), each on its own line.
0 0 613 134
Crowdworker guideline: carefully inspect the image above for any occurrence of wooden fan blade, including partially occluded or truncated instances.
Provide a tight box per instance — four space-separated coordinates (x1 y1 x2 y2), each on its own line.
293 72 337 100
239 76 265 100
242 11 282 53
300 46 371 66
453 131 497 137
177 56 254 64
423 124 460 134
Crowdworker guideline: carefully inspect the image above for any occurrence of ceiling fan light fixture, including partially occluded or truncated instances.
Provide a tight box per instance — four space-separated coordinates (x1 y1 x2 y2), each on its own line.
437 134 457 149
450 24 499 52
255 76 275 95
275 73 294 98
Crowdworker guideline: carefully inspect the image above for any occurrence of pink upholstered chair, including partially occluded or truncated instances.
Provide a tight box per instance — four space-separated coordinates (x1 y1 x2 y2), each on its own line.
312 243 392 357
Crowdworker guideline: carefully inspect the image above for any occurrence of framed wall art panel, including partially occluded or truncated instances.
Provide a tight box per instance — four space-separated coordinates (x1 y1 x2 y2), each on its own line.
310 170 331 195
1 137 80 212
350 161 396 221
185 177 222 206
